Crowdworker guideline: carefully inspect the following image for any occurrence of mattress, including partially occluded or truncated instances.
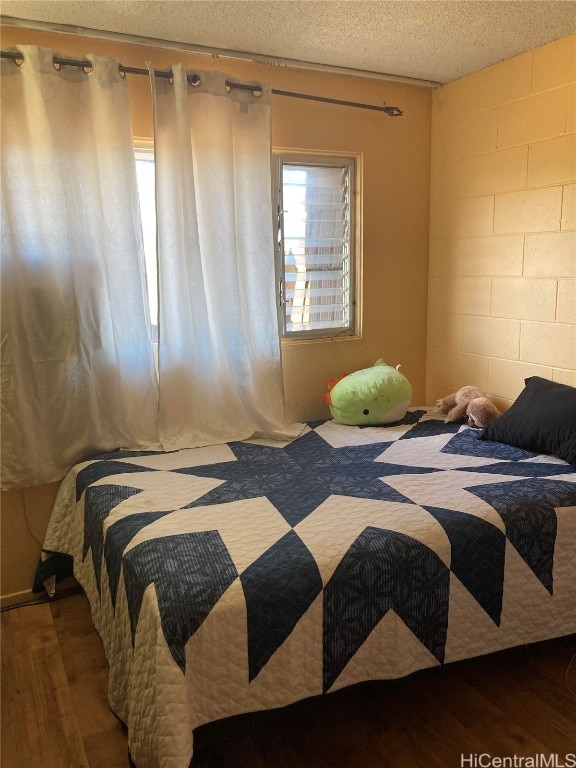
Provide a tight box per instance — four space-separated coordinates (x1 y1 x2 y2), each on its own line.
42 408 576 768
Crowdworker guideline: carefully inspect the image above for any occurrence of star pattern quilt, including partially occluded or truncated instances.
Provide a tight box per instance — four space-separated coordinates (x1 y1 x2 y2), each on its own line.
43 409 576 768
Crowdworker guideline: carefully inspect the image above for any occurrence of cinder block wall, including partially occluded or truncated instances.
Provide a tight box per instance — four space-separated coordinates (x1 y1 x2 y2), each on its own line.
427 35 576 410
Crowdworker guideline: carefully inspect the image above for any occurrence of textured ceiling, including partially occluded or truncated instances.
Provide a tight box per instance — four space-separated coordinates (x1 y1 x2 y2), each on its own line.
2 0 575 84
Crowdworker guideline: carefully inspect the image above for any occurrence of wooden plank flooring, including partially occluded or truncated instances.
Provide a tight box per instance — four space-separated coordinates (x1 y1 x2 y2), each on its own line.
1 596 91 768
2 592 575 768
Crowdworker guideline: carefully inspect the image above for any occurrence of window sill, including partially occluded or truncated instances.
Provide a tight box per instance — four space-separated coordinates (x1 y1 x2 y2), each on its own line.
281 334 362 347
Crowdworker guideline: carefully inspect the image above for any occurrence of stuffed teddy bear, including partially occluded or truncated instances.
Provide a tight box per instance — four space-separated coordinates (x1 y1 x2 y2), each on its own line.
436 385 501 428
323 359 412 426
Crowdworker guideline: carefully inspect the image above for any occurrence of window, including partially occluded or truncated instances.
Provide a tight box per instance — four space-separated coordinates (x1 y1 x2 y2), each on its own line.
274 153 358 339
134 145 158 344
135 147 359 344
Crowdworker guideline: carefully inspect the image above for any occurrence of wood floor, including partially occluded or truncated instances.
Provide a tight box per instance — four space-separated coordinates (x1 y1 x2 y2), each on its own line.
2 593 575 768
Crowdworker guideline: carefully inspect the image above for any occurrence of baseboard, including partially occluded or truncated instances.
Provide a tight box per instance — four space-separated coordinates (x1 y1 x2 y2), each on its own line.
1 577 82 610
1 589 38 608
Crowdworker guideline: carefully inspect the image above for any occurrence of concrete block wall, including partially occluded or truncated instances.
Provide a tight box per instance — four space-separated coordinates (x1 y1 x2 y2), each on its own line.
427 35 576 410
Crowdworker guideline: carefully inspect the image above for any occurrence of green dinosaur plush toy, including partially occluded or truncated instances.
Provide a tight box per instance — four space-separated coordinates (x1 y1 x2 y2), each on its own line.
322 359 412 426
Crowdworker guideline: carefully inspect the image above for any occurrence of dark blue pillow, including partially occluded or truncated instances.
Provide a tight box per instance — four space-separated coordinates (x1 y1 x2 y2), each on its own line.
481 376 576 468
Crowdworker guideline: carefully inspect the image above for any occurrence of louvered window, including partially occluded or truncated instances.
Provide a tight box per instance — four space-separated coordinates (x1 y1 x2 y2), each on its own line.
275 154 357 338
134 145 159 346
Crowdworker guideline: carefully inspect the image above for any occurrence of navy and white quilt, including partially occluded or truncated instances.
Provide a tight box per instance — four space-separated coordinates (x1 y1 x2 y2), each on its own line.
43 408 576 768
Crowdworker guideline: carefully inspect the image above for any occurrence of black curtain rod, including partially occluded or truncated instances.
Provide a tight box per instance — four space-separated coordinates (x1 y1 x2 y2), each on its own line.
0 49 403 116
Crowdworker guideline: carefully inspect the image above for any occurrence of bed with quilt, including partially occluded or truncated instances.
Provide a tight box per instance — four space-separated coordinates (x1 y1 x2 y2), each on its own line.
42 407 576 768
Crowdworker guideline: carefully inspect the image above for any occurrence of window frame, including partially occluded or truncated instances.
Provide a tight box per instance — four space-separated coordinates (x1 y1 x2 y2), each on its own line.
273 150 361 342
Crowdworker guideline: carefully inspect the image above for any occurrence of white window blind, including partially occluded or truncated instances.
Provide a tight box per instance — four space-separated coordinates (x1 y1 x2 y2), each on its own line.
276 156 356 338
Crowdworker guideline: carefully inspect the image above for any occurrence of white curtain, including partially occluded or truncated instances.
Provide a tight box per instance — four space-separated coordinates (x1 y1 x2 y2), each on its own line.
1 46 159 489
150 65 302 449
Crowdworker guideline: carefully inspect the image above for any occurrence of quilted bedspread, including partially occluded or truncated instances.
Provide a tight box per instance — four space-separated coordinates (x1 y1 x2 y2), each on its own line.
43 409 576 768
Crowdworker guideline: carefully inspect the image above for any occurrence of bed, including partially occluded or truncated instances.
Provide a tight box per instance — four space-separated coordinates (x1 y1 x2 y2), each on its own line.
42 407 576 768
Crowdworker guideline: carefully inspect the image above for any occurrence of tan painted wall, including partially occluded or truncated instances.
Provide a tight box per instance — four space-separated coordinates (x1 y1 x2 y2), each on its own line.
1 483 60 602
427 34 576 411
1 25 431 599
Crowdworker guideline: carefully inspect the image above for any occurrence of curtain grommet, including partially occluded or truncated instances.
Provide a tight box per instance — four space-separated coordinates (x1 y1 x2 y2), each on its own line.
189 73 201 88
